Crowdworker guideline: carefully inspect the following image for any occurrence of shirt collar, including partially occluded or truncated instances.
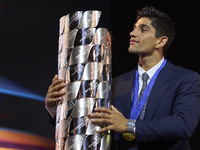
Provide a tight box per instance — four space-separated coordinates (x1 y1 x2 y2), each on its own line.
138 57 165 80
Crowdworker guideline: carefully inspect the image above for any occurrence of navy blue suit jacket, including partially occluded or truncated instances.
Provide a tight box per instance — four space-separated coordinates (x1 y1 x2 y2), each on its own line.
111 60 200 150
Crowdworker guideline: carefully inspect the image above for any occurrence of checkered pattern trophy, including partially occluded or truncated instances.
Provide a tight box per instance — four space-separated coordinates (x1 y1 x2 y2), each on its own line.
56 10 112 150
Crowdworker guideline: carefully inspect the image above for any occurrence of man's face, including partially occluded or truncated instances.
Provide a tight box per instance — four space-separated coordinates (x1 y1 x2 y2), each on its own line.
128 17 158 56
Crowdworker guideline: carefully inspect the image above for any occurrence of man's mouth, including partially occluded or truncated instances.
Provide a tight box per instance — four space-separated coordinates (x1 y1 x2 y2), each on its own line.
130 39 139 45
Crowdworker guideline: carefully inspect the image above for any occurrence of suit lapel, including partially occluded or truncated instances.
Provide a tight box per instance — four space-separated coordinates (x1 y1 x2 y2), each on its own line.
144 61 178 120
114 61 178 120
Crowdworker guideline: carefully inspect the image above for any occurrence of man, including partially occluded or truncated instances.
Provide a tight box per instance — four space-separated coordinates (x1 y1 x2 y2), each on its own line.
45 6 200 150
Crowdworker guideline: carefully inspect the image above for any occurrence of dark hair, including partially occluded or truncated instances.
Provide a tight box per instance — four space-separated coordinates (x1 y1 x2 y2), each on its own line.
136 6 176 54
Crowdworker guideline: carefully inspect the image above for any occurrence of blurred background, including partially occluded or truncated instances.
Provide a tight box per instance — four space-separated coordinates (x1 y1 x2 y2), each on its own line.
0 0 199 149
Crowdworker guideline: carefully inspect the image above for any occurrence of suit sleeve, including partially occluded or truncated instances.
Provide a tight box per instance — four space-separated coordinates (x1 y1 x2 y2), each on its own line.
48 113 56 126
135 71 200 142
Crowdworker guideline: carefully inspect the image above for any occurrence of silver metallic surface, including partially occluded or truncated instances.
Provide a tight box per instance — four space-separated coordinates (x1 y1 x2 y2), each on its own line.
95 81 111 99
85 119 101 135
69 45 91 65
74 28 96 47
78 80 99 98
57 10 111 150
92 28 108 46
68 11 83 30
72 98 96 118
81 62 103 80
58 34 63 53
58 66 66 81
58 48 73 69
56 103 62 123
59 11 83 36
62 81 81 103
60 100 76 121
59 15 66 36
65 135 85 150
95 98 110 108
68 116 89 136
58 66 71 83
56 118 72 139
55 138 65 150
103 47 112 64
62 29 78 50
100 135 111 150
77 11 101 29
82 134 102 149
101 64 112 81
87 45 105 62
69 63 85 82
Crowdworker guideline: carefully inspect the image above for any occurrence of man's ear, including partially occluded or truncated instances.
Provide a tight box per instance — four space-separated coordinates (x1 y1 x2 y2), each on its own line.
156 36 168 49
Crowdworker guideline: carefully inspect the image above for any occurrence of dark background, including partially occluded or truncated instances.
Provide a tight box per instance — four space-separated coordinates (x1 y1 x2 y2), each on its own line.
0 0 199 149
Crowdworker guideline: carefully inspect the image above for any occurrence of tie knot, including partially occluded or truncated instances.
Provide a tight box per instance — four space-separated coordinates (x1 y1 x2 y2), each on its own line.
142 72 149 82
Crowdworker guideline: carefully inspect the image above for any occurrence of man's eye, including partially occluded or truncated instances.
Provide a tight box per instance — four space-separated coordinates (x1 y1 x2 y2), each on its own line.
141 28 147 32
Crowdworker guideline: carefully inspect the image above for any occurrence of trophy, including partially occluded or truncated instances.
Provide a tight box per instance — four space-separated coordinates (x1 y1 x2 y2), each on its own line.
56 10 112 150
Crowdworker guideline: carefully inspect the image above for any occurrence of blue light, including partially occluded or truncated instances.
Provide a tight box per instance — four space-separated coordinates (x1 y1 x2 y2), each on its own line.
0 88 45 101
0 76 45 101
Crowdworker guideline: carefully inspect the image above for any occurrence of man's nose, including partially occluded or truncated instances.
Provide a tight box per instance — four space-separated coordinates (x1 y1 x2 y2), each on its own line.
130 30 137 37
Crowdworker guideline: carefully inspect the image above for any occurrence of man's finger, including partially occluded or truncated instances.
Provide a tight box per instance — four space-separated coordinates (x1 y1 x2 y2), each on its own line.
51 78 64 87
48 91 65 99
90 112 111 119
94 107 113 114
48 83 66 93
96 125 111 133
52 74 58 82
91 117 111 125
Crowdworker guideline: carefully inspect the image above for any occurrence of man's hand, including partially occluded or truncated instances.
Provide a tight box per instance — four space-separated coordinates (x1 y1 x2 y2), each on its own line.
90 105 129 134
45 75 66 108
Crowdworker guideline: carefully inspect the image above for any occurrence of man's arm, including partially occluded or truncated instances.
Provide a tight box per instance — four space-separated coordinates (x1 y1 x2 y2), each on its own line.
90 71 200 142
